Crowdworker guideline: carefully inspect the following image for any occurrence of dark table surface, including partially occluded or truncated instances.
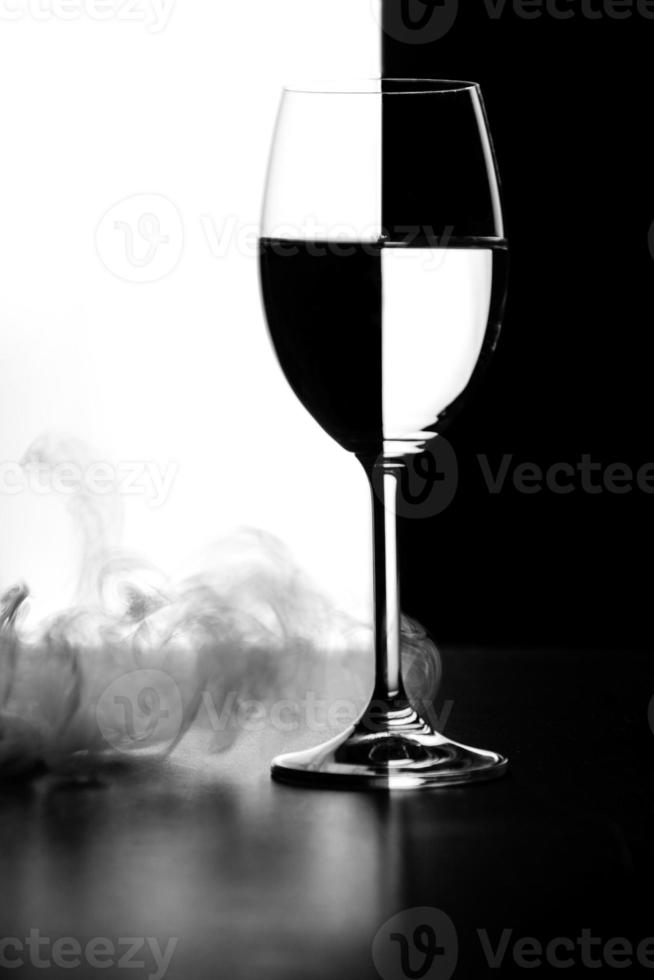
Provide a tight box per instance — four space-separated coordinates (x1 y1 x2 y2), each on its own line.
1 647 652 979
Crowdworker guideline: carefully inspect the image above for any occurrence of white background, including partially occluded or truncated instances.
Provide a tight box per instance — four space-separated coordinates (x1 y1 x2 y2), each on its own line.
0 0 382 617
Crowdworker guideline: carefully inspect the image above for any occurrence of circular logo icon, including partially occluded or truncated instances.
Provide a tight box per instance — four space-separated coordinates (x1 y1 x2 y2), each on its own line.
373 438 458 520
96 669 184 754
372 0 459 44
373 907 458 980
95 193 184 283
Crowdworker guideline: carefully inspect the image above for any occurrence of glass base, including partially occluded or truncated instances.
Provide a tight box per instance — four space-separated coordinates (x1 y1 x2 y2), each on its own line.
271 706 508 791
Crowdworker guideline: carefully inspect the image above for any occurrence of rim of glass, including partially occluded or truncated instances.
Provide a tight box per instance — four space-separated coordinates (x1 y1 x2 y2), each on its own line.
283 78 480 96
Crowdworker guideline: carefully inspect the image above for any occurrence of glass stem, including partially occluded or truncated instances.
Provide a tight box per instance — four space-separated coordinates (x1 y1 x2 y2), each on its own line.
360 455 409 711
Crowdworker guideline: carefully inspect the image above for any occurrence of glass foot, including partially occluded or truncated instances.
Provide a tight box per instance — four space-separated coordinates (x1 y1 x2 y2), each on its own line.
271 706 508 790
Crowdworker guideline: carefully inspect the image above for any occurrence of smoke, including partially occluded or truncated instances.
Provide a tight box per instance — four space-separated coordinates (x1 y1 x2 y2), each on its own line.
0 434 441 781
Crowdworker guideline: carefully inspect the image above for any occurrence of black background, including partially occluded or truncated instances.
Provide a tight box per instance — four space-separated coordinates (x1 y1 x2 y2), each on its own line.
385 1 654 650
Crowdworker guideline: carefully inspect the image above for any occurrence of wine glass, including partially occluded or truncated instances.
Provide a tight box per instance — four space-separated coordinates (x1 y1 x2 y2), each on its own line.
259 79 509 789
